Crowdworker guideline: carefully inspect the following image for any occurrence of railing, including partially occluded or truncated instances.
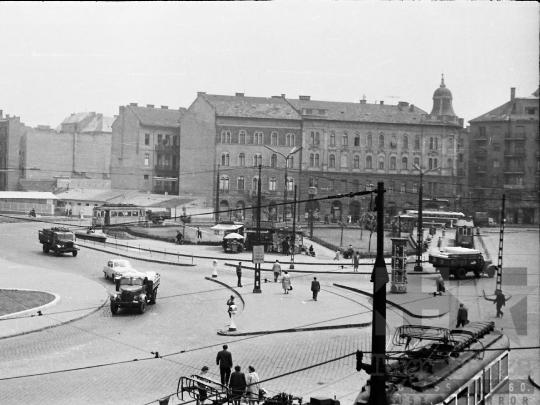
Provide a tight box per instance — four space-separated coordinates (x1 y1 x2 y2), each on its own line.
504 167 525 174
504 150 526 157
505 133 526 140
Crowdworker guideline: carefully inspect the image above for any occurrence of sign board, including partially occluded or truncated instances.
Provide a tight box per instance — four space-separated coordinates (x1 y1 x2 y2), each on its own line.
252 245 265 264
308 187 318 196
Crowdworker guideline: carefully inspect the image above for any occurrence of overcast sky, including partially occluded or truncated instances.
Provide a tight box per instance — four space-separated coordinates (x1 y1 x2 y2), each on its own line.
0 2 538 129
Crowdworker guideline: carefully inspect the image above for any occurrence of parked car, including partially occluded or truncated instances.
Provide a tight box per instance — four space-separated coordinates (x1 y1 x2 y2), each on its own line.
103 259 134 280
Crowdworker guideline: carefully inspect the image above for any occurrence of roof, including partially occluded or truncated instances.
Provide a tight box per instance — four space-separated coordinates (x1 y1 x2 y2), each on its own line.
61 112 93 124
0 191 58 200
470 89 539 123
81 116 115 133
129 105 186 127
19 179 56 192
202 94 302 120
286 98 429 124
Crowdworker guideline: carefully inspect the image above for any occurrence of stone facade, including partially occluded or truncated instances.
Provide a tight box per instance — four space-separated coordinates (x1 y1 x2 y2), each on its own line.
469 87 539 225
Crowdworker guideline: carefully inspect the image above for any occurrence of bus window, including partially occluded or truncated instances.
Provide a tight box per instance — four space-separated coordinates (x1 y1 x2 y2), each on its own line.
133 211 138 216
483 368 490 395
112 211 117 217
491 362 500 388
468 381 475 404
457 388 467 405
501 355 508 380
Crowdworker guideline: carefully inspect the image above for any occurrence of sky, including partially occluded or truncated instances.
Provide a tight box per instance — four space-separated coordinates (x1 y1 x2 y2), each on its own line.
0 2 538 129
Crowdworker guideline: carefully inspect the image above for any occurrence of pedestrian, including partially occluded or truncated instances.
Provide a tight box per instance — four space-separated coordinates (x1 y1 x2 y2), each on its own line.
245 366 260 405
456 303 469 328
229 365 247 405
334 250 340 260
282 238 289 256
311 277 321 301
442 227 446 238
227 295 235 318
494 290 506 317
437 236 442 249
353 251 360 272
196 226 203 239
436 275 445 294
348 214 352 224
281 270 291 294
197 366 209 405
216 344 233 387
236 262 243 287
176 231 184 244
272 260 282 282
308 245 316 257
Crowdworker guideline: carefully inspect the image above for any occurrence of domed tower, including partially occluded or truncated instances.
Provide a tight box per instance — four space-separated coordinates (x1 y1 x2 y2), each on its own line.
430 74 456 117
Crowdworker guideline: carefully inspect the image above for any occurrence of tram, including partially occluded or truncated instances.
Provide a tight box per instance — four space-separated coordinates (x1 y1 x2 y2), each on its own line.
92 204 147 227
405 210 465 228
354 321 510 405
455 219 475 248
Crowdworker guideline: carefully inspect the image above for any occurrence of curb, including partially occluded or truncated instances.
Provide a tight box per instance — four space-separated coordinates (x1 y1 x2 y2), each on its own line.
0 287 109 341
204 277 245 310
333 284 448 319
217 321 371 336
0 289 60 320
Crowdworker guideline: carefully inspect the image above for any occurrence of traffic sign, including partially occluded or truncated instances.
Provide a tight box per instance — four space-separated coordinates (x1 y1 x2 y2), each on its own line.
252 245 264 264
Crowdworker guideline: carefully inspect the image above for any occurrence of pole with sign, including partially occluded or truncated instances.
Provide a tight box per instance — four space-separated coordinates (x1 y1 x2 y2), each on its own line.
252 245 264 293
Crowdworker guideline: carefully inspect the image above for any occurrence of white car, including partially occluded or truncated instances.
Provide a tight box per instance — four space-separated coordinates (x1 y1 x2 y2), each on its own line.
103 259 134 280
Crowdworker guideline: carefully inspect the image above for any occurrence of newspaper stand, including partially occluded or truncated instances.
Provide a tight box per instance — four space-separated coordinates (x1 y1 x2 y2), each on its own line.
390 237 408 293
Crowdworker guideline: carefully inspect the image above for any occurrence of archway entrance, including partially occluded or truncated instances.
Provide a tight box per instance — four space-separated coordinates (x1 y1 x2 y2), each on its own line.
219 200 229 221
235 201 245 222
349 201 361 223
331 200 342 223
305 199 321 222
267 202 278 222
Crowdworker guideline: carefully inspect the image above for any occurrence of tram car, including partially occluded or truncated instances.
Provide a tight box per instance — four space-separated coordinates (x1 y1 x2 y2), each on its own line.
92 204 148 227
405 210 465 228
354 321 510 405
454 219 475 248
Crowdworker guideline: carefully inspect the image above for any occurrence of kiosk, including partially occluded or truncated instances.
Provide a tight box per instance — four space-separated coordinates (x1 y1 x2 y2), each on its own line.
390 237 408 293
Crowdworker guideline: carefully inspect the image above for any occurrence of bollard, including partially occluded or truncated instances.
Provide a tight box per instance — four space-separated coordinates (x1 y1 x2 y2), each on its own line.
212 259 218 278
228 304 238 331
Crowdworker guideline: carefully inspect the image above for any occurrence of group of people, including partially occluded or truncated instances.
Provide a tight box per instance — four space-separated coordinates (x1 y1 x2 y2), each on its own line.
176 227 204 244
271 260 291 294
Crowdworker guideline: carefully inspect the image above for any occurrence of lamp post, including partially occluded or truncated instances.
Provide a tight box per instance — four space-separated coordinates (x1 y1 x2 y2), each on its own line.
413 163 441 271
308 187 317 238
264 146 303 224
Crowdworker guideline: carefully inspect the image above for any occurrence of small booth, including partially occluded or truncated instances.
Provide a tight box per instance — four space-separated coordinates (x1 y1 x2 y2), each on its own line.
211 222 245 253
243 221 303 254
390 237 408 294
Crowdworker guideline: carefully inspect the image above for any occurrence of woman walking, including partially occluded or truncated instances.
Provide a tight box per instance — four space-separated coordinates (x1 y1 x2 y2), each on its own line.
281 271 291 294
245 366 260 405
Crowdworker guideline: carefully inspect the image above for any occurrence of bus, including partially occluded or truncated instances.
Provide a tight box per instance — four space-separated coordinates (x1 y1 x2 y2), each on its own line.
405 210 465 228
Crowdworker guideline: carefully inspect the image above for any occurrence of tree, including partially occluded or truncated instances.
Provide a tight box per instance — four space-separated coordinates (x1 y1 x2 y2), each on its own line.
179 206 191 236
338 221 347 247
359 211 378 253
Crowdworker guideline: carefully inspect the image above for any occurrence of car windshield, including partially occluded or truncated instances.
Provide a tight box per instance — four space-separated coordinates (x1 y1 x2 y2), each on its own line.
114 261 130 268
120 277 144 286
56 234 74 241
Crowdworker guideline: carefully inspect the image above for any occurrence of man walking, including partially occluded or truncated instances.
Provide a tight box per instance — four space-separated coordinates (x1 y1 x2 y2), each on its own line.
216 344 233 387
436 275 445 294
494 290 506 317
311 277 321 301
236 262 243 287
196 226 203 239
272 260 282 282
456 303 468 327
353 251 360 272
437 236 443 249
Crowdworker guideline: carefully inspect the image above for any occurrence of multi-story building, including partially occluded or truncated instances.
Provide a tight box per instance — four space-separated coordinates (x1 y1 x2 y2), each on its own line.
468 87 539 225
179 93 302 222
110 103 185 195
287 77 467 222
0 111 26 191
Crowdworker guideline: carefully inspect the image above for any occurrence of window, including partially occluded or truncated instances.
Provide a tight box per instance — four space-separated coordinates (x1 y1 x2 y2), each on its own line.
310 132 315 144
310 131 320 145
145 134 150 146
287 157 294 168
390 157 396 170
493 159 500 168
330 133 336 146
378 135 384 148
429 137 434 149
305 108 313 115
237 176 245 190
493 142 500 151
221 131 232 143
459 153 463 162
415 137 420 149
501 355 509 380
341 155 348 168
413 183 418 193
221 152 230 166
271 132 278 146
329 154 336 168
219 175 229 190
239 153 245 167
526 107 538 115
353 180 359 191
287 178 294 191
479 127 486 137
403 135 408 149
269 177 277 191
309 177 318 188
354 155 360 168
448 137 453 149
492 176 499 186
435 138 439 149
401 183 406 193
401 157 408 170
144 153 149 166
286 133 295 146
354 134 360 147
271 154 277 167
414 157 420 167
366 155 373 169
239 131 246 144
342 134 348 146
253 132 263 145
429 158 433 170
367 134 373 148
434 158 438 168
447 158 453 170
165 134 171 145
491 362 500 388
314 154 319 167
253 153 262 167
252 177 259 191
157 134 163 145
309 153 314 166
341 179 347 190
378 156 384 170
144 175 149 180
388 182 394 193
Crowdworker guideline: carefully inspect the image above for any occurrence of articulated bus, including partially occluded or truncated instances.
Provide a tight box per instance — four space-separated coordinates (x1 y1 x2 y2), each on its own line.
405 210 465 228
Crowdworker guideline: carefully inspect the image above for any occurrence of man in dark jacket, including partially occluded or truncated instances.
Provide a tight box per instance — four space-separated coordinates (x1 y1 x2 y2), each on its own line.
236 262 243 287
229 365 246 405
494 290 506 317
216 344 233 386
311 277 321 301
456 303 468 327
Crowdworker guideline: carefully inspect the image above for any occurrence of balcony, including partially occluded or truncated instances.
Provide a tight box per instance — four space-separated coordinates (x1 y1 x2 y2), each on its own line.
504 150 526 157
154 143 179 152
475 135 488 141
504 167 525 174
505 133 526 141
503 184 526 190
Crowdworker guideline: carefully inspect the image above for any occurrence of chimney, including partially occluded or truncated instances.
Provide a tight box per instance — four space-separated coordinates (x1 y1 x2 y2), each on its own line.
510 87 516 101
360 99 367 104
409 104 415 112
130 103 138 106
458 118 464 127
299 95 311 101
197 91 206 96
160 106 168 109
147 104 154 108
235 93 244 97
380 101 384 105
398 101 409 107
281 94 286 98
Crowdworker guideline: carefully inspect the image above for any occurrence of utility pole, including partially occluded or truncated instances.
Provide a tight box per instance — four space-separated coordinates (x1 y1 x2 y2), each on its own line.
215 165 220 224
495 194 505 293
290 185 297 269
253 164 262 294
369 182 389 405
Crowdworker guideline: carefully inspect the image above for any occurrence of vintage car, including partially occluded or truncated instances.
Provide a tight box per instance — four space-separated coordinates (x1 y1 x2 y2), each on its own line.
103 259 134 280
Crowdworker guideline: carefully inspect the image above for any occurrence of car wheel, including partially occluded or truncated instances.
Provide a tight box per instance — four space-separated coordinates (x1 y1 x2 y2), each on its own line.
111 304 118 315
150 289 157 305
54 247 60 256
42 244 48 253
455 268 467 279
72 251 78 257
138 301 146 314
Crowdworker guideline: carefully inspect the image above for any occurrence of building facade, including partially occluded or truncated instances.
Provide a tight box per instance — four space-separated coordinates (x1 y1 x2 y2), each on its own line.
0 111 25 191
468 88 539 225
110 103 185 195
179 93 302 222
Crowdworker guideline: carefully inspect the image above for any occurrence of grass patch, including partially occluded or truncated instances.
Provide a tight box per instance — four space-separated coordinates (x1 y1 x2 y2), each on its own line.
0 290 55 316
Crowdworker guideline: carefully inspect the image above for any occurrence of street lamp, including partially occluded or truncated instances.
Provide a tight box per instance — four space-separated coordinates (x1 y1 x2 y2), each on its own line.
263 145 303 224
413 163 441 271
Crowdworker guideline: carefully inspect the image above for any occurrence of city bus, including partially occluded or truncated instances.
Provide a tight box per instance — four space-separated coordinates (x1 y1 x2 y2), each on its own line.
405 210 466 228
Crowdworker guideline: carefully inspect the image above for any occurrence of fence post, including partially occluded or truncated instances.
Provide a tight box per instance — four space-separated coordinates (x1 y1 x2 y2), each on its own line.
192 253 193 265
178 252 179 262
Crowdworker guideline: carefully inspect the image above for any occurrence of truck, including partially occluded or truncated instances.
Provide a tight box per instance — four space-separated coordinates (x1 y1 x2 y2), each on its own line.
110 271 160 315
39 227 79 257
428 247 496 279
147 207 171 224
